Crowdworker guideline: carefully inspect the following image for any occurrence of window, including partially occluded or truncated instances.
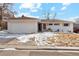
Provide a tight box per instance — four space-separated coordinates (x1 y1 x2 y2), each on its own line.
64 23 69 26
49 24 52 25
54 23 59 25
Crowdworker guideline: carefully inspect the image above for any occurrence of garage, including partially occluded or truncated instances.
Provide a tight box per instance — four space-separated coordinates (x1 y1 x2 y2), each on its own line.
7 16 38 34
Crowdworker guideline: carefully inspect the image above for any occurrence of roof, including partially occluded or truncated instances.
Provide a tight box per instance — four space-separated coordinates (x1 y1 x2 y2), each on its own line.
9 16 38 20
41 19 74 23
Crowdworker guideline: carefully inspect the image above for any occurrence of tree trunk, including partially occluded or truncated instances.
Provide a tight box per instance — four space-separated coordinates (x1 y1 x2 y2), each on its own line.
0 7 2 30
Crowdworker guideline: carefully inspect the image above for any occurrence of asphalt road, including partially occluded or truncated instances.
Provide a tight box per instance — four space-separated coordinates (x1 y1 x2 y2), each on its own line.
0 50 79 56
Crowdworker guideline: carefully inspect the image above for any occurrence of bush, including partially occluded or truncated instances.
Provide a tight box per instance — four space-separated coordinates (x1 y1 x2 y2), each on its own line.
47 28 53 32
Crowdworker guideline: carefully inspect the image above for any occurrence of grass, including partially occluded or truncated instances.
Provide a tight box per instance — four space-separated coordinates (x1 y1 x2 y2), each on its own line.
47 33 79 47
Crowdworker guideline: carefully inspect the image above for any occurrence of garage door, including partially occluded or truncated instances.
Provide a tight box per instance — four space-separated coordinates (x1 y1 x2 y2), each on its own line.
8 22 37 33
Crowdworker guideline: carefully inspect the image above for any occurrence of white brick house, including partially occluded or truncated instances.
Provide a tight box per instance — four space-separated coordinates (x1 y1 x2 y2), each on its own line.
7 16 74 33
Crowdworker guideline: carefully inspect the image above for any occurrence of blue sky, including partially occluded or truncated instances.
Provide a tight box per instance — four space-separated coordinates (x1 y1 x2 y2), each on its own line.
13 3 79 21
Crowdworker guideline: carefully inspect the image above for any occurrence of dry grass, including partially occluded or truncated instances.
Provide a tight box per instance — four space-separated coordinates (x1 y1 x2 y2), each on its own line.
47 33 79 47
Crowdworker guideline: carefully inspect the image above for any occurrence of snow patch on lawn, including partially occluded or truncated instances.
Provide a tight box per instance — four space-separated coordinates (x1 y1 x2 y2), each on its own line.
0 31 58 46
16 32 58 46
35 32 57 46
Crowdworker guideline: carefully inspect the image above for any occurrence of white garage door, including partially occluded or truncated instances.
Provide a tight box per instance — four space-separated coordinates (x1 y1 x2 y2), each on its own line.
8 22 38 33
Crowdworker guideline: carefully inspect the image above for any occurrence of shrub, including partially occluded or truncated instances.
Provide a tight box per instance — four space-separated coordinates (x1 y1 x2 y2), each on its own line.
47 28 53 32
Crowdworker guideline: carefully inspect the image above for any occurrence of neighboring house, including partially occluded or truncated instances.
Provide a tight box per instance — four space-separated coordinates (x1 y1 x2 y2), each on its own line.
38 19 73 33
73 18 79 33
6 16 74 34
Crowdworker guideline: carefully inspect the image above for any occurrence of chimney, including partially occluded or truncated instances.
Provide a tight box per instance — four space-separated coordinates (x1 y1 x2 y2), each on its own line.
22 15 25 18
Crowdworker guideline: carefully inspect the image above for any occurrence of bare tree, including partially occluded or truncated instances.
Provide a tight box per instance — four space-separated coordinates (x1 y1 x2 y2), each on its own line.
41 9 57 20
0 3 16 30
41 11 50 20
53 12 57 19
46 12 50 20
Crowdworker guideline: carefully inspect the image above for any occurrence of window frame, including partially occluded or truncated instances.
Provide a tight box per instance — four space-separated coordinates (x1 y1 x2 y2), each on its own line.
49 24 53 25
54 23 60 25
63 23 69 26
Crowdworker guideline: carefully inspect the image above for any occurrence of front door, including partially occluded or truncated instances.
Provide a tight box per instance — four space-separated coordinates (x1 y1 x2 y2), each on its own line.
43 23 46 30
38 23 42 32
